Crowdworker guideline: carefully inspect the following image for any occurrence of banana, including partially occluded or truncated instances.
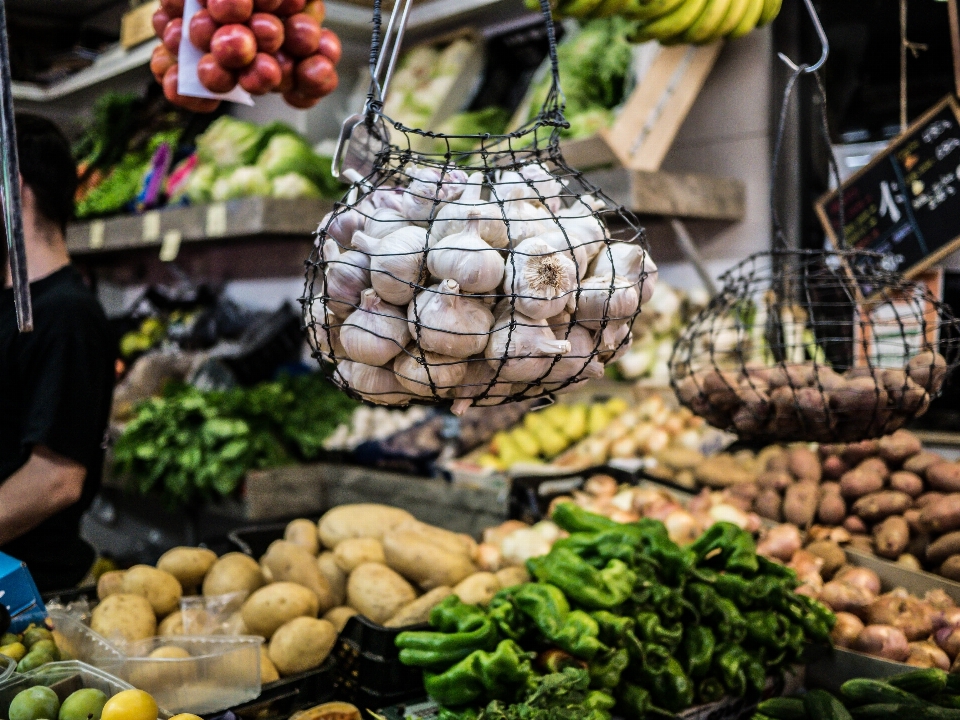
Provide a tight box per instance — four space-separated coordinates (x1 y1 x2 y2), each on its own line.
636 0 710 41
595 0 633 16
709 0 751 39
555 0 608 17
729 0 764 37
757 0 783 26
683 0 734 44
621 0 688 22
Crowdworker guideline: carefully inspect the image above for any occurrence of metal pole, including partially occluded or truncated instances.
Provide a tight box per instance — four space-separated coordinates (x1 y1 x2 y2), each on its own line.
670 219 718 297
0 0 31 332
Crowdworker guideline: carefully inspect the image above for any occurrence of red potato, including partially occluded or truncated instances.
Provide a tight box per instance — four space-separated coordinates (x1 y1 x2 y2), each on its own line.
835 566 882 595
874 515 910 559
316 27 341 64
754 488 782 522
197 53 238 93
162 18 183 54
189 9 218 52
818 488 847 526
904 509 924 534
304 0 325 25
819 580 876 615
283 87 321 108
162 65 221 112
152 8 171 38
211 24 258 69
160 0 184 18
831 612 865 648
941 555 960 582
208 0 253 24
844 515 868 534
283 13 321 57
250 13 285 54
905 451 946 476
788 446 822 483
858 457 891 480
907 641 951 670
879 430 923 464
889 471 924 498
916 492 946 509
276 0 306 14
842 439 880 466
927 531 960 566
840 469 884 500
150 45 177 83
921 494 960 533
294 53 337 96
254 0 283 9
757 471 792 492
239 53 282 94
854 625 910 661
823 455 849 480
928 463 960 493
274 50 295 92
852 491 913 523
907 351 948 392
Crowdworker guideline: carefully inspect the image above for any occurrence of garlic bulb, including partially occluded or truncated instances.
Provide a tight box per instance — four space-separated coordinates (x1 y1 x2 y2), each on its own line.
365 206 411 239
427 219 505 294
494 165 565 212
340 288 410 366
407 280 494 358
485 313 572 383
393 349 467 397
320 209 365 248
503 238 576 320
589 242 656 290
322 238 371 317
543 324 605 384
570 275 641 330
594 318 631 354
337 360 411 406
502 200 555 245
451 360 514 416
402 165 470 221
360 185 405 213
431 172 509 249
353 228 428 306
307 297 345 361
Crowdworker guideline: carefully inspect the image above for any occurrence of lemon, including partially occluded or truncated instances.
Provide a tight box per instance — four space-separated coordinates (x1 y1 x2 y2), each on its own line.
169 715 203 720
100 690 158 720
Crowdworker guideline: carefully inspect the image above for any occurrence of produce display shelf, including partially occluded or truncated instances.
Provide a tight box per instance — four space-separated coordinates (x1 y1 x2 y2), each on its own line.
65 196 334 256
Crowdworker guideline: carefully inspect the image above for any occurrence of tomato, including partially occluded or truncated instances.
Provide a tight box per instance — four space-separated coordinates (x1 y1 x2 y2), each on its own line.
159 0 184 18
208 0 253 24
101 691 159 720
249 12 284 54
197 53 238 93
283 88 321 108
152 8 171 38
294 53 337 97
274 49 295 92
162 17 182 54
188 9 218 52
239 52 282 94
275 0 306 16
303 0 325 25
316 27 340 64
282 13 320 57
253 0 282 10
211 23 257 69
150 45 177 83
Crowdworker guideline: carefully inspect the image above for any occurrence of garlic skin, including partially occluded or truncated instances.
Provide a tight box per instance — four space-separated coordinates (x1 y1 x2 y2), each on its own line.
451 359 515 416
402 165 470 222
364 206 411 239
353 228 428 306
393 350 467 397
407 280 494 358
594 318 631 355
543 324 605 385
320 208 366 248
307 297 345 361
340 288 411 366
502 200 555 245
359 185 405 213
322 238 371 317
570 274 641 330
428 219 505 294
589 242 657 293
502 238 577 320
484 313 572 383
431 172 509 249
337 360 411 406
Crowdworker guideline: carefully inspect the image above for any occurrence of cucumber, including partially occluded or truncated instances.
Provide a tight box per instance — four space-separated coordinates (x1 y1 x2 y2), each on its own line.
850 704 960 720
934 695 960 710
888 668 949 696
804 689 853 720
757 697 806 720
948 675 960 696
840 679 926 707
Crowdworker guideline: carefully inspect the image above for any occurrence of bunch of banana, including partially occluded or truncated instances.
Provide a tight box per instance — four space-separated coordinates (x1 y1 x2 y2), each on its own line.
537 0 782 44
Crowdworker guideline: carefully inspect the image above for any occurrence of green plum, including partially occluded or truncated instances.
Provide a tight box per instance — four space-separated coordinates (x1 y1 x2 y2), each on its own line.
58 689 108 720
9 686 61 720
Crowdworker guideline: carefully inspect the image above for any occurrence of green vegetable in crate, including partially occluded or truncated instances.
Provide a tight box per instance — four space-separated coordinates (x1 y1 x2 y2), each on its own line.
397 596 499 669
256 133 338 194
212 166 272 201
424 639 533 707
270 172 322 199
196 116 263 168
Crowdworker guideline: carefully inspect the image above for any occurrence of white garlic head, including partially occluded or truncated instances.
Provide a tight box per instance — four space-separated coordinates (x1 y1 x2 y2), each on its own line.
589 242 655 289
365 206 411 239
393 349 467 397
340 288 411 366
484 312 572 384
430 172 509 249
353 227 428 306
427 219 505 294
502 238 577 320
322 238 371 317
451 359 514 416
407 280 494 358
320 209 366 248
570 274 641 330
543 324 605 385
337 360 411 406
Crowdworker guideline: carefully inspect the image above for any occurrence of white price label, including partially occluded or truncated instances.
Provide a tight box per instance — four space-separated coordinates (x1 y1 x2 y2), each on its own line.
206 202 227 237
89 221 105 249
142 211 161 242
159 230 182 262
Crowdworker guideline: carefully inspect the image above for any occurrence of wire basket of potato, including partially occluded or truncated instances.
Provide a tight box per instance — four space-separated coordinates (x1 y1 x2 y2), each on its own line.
669 248 960 443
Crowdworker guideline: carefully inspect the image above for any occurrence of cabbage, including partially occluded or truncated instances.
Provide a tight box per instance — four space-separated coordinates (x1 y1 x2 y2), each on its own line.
196 116 263 168
256 134 335 193
212 166 271 201
178 164 217 204
270 172 322 199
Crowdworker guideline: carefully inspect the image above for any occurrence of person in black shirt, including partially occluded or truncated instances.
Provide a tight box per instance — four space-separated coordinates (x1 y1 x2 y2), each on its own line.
0 114 115 591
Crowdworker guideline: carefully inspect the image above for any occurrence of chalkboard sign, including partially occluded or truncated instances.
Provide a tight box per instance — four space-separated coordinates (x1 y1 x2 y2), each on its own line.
816 95 960 278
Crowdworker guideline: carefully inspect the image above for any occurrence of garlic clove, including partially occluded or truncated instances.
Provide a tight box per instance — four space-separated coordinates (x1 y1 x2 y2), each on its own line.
503 238 577 320
427 220 505 294
451 359 515 416
588 242 657 292
337 360 412 406
322 238 371 318
354 228 429 306
407 280 494 359
542 324 605 385
570 274 641 329
393 349 467 397
320 208 366 248
484 312 572 384
340 288 411 366
364 206 412 239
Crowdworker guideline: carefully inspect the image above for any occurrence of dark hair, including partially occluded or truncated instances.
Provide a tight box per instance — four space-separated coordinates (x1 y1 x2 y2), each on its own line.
15 113 77 234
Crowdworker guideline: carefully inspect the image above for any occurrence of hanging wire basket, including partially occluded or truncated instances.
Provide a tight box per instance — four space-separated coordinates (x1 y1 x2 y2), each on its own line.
301 0 653 414
669 53 960 443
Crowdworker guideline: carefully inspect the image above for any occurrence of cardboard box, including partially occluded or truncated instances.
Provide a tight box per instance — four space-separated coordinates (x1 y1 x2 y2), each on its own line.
121 1 161 49
0 552 47 633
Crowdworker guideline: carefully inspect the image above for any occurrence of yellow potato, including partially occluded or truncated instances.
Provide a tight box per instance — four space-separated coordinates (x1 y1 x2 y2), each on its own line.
260 541 336 614
495 566 530 589
382 530 477 590
241 582 320 639
91 593 156 642
317 504 414 548
384 587 452 628
333 538 385 573
97 571 125 601
394 520 477 557
317 553 346 607
290 703 360 720
453 573 500 606
121 565 183 617
268 618 337 676
323 606 358 633
202 553 265 597
157 611 184 637
148 645 191 659
260 646 280 684
157 547 218 591
346 563 417 625
284 519 320 556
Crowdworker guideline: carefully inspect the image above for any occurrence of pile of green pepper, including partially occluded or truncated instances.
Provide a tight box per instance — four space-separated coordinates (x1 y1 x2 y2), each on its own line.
396 505 835 720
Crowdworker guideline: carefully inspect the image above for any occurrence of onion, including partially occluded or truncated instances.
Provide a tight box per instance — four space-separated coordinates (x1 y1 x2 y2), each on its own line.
819 580 875 615
907 641 951 670
756 524 802 562
854 625 910 661
936 625 960 659
831 612 865 648
834 566 881 595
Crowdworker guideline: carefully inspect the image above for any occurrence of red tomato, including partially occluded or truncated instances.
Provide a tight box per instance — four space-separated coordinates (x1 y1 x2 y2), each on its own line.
316 27 340 64
249 13 284 54
163 65 221 112
282 13 320 57
253 0 282 10
207 0 253 24
197 53 239 93
274 50 295 92
188 9 218 52
239 53 282 94
150 45 177 84
303 0 325 25
211 23 258 69
283 88 320 108
294 53 337 96
152 8 171 38
276 0 306 16
162 18 182 54
198 0 207 5
159 0 184 18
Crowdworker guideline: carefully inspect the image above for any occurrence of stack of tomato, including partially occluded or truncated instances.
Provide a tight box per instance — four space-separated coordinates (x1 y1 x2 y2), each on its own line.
151 0 341 112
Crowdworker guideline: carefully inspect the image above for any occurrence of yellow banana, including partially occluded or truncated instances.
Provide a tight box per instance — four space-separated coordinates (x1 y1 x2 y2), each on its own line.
729 0 764 37
622 0 688 22
595 0 633 16
758 0 782 26
556 0 609 18
683 0 734 44
710 0 751 38
636 0 710 41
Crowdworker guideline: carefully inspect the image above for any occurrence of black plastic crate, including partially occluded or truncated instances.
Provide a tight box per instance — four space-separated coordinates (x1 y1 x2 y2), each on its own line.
220 657 337 720
508 465 639 524
226 522 290 558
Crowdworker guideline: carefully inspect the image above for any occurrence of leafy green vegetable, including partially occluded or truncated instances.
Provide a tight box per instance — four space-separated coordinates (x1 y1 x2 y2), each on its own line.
270 172 322 199
178 164 218 205
76 154 149 218
471 668 614 720
431 108 512 154
256 134 338 195
212 165 271 201
196 116 263 168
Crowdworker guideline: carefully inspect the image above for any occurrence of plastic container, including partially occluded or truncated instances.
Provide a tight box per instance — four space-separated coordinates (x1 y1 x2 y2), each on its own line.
0 661 149 717
0 655 15 685
509 465 638 523
228 657 336 720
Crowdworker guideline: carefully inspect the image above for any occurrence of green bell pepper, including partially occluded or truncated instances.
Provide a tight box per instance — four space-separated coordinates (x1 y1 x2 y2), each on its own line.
527 549 635 610
689 522 759 575
589 647 630 689
511 583 607 660
396 595 499 668
681 625 716 680
634 612 683 652
551 503 621 534
424 639 533 707
591 610 635 645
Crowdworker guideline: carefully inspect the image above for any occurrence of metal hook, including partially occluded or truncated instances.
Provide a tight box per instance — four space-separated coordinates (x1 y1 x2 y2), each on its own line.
777 0 829 74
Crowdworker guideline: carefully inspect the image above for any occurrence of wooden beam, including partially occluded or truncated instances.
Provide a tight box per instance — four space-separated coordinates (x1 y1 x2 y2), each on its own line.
949 0 960 99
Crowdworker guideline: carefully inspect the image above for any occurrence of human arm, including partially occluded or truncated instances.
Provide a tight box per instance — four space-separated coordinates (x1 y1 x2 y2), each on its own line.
0 445 86 546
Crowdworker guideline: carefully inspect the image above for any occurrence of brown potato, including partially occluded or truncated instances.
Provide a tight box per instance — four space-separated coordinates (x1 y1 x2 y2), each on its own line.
852 491 913 523
453 573 500 607
844 515 868 534
318 504 415 548
268 617 337 676
91 593 157 642
873 515 910 559
783 481 819 528
757 471 793 492
149 645 191 659
842 439 881 466
788 446 822 483
121 565 183 618
927 463 960 493
261 541 336 614
916 492 946 509
495 566 530 589
317 552 347 607
926 531 960 566
831 377 888 416
942 555 960 582
241 582 321 639
383 587 453 628
285 518 321 556
858 457 891 481
223 612 249 636
806 540 846 578
291 703 360 720
694 455 756 488
764 449 790 473
817 490 847 526
907 351 947 392
382 530 477 590
323 606 359 633
157 611 184 636
333 538 385 573
840 469 884 500
889 471 924 498
394 520 477 558
904 509 924 534
755 488 783 522
904 451 946 476
260 646 280 684
97 571 125 601
156 547 217 591
822 456 849 480
203 553 265 597
920 493 960 533
878 430 923 464
347 563 418 625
